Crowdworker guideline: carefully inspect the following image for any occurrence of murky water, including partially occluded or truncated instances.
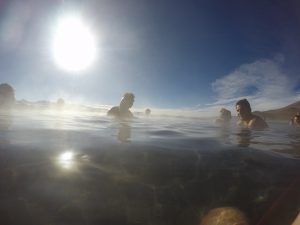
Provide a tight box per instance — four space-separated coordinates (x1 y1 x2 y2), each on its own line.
0 111 299 225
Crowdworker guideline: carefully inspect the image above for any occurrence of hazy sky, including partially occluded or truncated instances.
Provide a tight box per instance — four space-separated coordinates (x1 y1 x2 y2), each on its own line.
0 0 300 111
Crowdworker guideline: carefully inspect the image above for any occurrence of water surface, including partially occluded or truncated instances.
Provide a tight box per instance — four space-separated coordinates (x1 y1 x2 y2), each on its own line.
0 111 299 225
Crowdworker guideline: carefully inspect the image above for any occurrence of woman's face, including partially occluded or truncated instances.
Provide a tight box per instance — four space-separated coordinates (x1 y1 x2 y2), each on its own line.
294 116 300 125
236 104 250 120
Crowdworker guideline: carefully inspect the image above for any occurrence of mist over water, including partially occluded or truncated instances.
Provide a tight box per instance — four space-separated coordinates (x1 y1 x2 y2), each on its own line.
0 109 299 225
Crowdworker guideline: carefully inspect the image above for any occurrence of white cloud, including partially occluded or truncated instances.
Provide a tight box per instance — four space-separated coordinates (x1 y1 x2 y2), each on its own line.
210 56 300 112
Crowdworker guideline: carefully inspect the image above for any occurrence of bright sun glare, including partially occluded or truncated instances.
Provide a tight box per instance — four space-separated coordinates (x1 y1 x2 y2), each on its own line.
58 151 74 169
52 15 97 72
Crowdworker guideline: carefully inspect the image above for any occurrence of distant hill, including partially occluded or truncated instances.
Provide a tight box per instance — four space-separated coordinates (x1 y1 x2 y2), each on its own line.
254 100 300 120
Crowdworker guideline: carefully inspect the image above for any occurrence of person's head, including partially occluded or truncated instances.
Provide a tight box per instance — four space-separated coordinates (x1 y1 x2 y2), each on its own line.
293 115 300 125
145 108 151 116
236 99 252 120
120 92 135 111
0 83 15 107
200 207 248 225
220 108 231 120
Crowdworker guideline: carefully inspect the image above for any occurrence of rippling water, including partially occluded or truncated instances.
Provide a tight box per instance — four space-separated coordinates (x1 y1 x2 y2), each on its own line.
0 111 299 225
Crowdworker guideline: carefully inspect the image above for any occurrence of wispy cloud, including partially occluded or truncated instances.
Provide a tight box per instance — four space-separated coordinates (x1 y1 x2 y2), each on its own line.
142 55 300 118
210 55 300 112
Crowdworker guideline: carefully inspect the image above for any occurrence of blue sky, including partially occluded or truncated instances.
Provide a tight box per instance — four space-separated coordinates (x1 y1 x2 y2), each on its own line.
0 0 300 111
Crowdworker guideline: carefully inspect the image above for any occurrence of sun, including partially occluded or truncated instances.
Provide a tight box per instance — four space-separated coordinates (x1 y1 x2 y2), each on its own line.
52 15 97 72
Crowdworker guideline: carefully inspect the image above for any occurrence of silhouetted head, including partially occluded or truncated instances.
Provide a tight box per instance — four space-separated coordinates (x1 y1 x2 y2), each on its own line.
200 207 249 225
0 83 15 107
294 115 300 125
145 108 151 116
57 98 65 107
236 99 252 120
220 108 231 121
120 92 135 111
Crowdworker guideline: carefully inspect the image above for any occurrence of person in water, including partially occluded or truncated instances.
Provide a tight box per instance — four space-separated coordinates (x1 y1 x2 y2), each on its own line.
216 108 231 124
289 113 300 126
107 92 135 118
145 108 151 116
0 83 15 109
236 99 268 130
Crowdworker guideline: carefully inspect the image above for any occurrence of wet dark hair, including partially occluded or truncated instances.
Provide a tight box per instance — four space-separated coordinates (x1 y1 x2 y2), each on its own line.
236 99 251 112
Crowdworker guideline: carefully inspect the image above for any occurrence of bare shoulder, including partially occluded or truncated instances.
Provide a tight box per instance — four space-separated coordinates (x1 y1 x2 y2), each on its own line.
107 106 120 116
249 115 268 130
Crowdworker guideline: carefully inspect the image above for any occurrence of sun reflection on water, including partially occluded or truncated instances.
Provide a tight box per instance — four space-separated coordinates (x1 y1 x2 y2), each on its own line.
58 151 75 169
57 151 90 170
